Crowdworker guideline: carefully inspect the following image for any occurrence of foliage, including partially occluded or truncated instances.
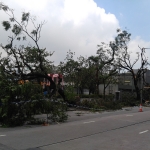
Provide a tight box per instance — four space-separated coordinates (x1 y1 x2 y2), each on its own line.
0 3 67 126
59 50 95 96
119 91 138 106
64 84 76 104
59 50 79 83
143 88 150 101
114 29 150 100
0 75 68 126
0 76 42 126
0 3 57 98
102 101 122 110
99 63 118 100
80 94 103 98
45 99 68 122
80 98 122 111
87 32 123 96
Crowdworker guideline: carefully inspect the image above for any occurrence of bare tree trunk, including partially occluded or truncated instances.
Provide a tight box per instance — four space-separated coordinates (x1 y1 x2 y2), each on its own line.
133 79 141 101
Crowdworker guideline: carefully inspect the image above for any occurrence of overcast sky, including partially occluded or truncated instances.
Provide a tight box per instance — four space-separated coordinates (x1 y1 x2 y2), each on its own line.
0 0 150 68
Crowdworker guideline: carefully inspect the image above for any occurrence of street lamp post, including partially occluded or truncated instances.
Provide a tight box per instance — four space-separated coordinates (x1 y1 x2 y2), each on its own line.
140 49 143 105
140 47 150 104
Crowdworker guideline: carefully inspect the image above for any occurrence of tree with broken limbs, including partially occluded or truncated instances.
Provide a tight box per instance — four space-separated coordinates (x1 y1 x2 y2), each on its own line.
0 3 66 100
115 29 149 101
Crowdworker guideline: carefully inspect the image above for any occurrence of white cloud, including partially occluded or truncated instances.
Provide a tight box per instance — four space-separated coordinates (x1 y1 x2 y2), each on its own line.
61 0 112 26
7 0 49 11
0 0 120 65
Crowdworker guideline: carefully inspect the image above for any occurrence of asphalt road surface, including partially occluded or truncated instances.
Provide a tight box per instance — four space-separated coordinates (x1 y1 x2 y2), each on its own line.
0 106 150 150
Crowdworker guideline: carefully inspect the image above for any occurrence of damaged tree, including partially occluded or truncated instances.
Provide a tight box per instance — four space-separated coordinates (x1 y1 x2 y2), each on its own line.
0 3 65 100
116 29 149 101
0 3 67 126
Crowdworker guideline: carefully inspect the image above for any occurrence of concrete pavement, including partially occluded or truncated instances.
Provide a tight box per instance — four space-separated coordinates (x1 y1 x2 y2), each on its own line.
0 106 150 150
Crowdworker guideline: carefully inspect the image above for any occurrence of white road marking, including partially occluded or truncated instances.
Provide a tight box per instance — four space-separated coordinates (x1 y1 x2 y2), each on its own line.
83 121 95 124
139 130 149 134
0 135 6 137
126 115 133 116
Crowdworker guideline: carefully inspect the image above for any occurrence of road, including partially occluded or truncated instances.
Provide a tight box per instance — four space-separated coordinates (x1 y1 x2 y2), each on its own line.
0 106 150 150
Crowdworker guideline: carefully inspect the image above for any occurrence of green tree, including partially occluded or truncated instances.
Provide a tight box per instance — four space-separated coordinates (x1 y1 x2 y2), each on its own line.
58 50 79 103
88 38 118 95
0 3 67 126
59 50 96 98
99 63 118 100
76 56 96 96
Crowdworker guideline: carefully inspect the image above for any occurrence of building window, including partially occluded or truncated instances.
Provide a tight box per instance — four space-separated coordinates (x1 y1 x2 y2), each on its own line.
124 81 130 85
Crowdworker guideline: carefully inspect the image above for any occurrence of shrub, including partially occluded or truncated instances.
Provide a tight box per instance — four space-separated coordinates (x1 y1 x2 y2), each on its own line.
0 80 68 127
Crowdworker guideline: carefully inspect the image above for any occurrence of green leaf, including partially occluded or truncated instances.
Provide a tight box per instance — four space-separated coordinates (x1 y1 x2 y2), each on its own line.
17 37 21 41
22 12 30 22
23 36 26 40
2 21 11 30
31 30 37 36
0 4 9 11
12 24 22 35
10 17 15 22
5 44 12 49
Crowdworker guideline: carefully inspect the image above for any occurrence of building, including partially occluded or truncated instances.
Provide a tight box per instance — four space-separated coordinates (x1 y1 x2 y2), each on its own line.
98 69 150 95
